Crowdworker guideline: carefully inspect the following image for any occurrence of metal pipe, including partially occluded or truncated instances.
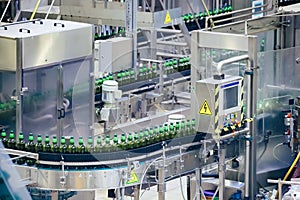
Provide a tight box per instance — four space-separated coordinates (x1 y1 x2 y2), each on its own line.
219 128 249 141
156 52 187 58
155 28 182 33
216 55 249 75
0 0 12 23
205 3 271 30
156 40 188 46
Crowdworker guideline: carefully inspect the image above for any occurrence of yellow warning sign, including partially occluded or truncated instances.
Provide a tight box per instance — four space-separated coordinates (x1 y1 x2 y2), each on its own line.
126 170 140 184
164 11 172 24
199 100 212 115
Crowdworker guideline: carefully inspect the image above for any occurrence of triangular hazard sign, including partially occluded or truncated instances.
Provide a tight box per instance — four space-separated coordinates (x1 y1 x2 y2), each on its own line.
199 100 212 115
164 11 172 24
126 170 139 184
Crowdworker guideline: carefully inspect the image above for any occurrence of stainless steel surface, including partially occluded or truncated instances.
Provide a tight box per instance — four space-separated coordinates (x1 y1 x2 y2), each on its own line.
94 37 133 75
0 19 93 70
0 38 17 71
194 31 253 52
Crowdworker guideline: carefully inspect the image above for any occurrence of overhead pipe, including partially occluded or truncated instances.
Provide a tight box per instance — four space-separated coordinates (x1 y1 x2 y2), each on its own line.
216 54 249 75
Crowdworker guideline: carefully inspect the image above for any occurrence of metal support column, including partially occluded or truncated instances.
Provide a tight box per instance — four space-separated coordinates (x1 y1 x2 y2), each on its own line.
134 185 140 200
126 0 138 69
16 39 23 135
157 167 166 200
248 36 258 200
218 143 226 200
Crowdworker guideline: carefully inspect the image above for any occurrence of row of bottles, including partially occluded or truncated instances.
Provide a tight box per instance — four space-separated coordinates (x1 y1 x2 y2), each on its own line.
0 119 196 156
94 27 125 40
0 100 16 112
95 56 191 94
164 57 190 75
278 0 298 7
182 5 233 29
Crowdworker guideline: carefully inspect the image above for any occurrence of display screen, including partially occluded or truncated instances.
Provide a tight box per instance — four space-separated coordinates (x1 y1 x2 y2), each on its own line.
223 86 238 109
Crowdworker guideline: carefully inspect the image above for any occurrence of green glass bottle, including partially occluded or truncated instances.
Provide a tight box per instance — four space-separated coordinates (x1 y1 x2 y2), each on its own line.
44 134 51 152
111 134 119 151
26 133 36 166
169 123 176 138
139 131 145 147
103 135 111 153
175 122 180 138
35 134 44 153
77 136 86 154
172 59 178 72
119 133 127 150
180 120 186 137
152 63 157 78
126 133 134 150
125 70 130 85
60 136 68 153
159 125 164 141
67 136 77 154
130 69 135 83
143 66 148 80
7 130 16 149
94 136 103 153
154 126 160 143
0 129 8 148
191 119 196 134
149 128 155 144
144 129 150 145
117 72 122 85
164 124 170 140
16 132 26 165
87 136 94 153
52 135 59 153
133 132 140 149
186 120 191 136
138 67 144 81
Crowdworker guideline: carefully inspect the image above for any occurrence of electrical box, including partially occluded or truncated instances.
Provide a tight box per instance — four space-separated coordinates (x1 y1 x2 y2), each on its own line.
94 37 132 76
195 75 243 136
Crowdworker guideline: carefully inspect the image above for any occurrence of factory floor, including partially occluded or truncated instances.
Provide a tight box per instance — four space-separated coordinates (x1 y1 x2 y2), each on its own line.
94 176 189 200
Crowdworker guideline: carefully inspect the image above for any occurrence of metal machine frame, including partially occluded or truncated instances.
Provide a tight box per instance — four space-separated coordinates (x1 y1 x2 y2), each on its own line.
191 30 258 199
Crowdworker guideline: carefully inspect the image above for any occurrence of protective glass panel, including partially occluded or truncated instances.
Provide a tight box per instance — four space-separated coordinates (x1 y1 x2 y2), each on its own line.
62 57 93 142
22 65 58 136
199 48 248 78
0 71 16 132
256 47 300 177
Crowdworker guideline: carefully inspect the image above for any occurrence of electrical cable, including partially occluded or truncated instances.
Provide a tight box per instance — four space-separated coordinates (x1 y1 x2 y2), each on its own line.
45 0 56 20
0 0 12 23
138 157 162 199
179 175 187 200
30 0 42 20
272 143 290 165
257 142 268 162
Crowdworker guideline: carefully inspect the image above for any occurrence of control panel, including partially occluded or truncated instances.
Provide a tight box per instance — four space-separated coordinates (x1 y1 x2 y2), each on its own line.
195 75 243 136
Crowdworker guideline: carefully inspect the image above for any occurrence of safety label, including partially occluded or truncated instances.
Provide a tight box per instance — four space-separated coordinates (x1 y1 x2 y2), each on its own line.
164 11 172 24
126 170 140 185
199 100 212 115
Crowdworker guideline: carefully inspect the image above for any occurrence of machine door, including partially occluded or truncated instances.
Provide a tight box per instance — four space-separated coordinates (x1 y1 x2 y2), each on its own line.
61 57 94 142
22 65 59 136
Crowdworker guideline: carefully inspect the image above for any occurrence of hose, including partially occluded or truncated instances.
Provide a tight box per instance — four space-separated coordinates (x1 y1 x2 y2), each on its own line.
276 150 300 198
30 0 41 20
